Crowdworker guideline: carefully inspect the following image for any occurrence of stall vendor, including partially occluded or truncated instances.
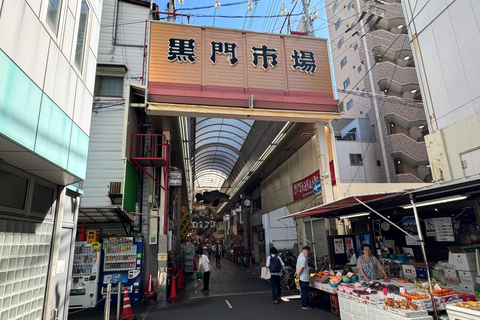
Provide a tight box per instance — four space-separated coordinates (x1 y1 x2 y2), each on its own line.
357 244 389 282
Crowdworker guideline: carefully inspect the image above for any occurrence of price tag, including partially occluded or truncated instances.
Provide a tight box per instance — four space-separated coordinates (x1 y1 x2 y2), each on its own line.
366 288 372 293
336 271 343 277
400 287 406 294
422 282 429 287
434 284 442 291
347 272 354 277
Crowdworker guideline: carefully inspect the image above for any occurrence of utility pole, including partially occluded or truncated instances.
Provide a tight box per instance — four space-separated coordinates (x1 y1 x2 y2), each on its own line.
167 0 175 22
301 0 314 36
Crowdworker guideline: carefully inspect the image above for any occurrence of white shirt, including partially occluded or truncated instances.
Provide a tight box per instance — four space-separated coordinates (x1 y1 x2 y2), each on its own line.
198 254 210 272
266 254 285 276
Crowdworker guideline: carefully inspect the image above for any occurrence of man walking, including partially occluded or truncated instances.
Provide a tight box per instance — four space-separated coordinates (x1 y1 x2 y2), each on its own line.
196 249 212 293
214 242 222 267
296 246 312 310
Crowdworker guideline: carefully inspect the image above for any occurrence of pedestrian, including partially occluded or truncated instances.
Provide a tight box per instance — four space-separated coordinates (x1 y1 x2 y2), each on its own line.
214 242 222 267
296 246 312 310
266 247 284 304
196 249 212 293
207 244 212 256
357 244 389 282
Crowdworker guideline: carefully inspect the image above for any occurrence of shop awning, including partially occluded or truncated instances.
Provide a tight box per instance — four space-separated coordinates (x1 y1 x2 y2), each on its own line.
276 191 403 220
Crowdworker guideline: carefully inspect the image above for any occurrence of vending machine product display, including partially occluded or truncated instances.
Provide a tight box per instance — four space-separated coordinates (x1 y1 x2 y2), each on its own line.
98 237 143 305
69 241 101 309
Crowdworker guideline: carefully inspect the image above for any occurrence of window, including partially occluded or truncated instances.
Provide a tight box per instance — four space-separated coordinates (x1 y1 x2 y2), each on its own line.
348 2 353 10
361 88 366 96
365 112 369 118
337 37 344 49
95 76 124 97
354 43 358 51
74 0 89 71
332 0 339 12
0 170 28 211
346 99 354 110
349 154 363 166
46 0 63 36
351 22 355 29
357 65 362 73
376 160 381 167
343 77 350 89
335 18 342 31
340 56 347 69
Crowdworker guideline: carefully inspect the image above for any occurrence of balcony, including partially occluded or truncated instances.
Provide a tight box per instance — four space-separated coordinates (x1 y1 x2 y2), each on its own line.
384 101 426 129
389 133 429 166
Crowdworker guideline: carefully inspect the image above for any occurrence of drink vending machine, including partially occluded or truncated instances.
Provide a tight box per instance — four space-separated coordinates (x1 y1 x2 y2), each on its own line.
98 237 143 305
69 241 101 308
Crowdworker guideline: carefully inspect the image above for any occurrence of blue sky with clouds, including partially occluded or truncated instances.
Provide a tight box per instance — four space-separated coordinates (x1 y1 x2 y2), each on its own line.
153 0 330 39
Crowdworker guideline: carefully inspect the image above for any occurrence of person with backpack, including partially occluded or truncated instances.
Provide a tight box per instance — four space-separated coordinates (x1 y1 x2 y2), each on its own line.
266 247 284 304
214 242 222 267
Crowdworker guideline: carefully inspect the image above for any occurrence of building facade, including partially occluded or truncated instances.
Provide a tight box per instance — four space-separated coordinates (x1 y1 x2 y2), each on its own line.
326 0 431 185
402 0 480 181
0 0 102 319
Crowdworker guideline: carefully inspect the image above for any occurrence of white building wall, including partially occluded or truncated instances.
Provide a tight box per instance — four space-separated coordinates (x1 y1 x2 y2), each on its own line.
80 0 150 207
336 140 382 185
403 0 480 180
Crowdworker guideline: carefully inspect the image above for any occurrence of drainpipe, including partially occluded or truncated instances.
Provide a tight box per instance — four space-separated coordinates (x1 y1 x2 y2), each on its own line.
327 122 342 198
113 0 119 45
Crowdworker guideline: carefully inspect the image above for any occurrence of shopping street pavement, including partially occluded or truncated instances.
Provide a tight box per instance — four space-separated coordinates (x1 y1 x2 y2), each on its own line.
68 256 340 320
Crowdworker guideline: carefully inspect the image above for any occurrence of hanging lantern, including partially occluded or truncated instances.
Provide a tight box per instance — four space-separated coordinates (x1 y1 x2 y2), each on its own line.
178 0 184 5
281 2 286 16
215 0 220 9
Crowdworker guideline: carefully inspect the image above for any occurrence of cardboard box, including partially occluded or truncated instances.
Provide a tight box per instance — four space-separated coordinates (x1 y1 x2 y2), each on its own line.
459 283 480 295
458 293 477 302
448 246 480 271
444 268 458 277
458 271 478 285
402 264 416 279
446 284 461 292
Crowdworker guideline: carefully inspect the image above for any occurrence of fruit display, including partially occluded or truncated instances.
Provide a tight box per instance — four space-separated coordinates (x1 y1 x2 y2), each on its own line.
432 288 456 296
368 282 401 294
400 293 429 300
384 298 419 310
454 301 480 310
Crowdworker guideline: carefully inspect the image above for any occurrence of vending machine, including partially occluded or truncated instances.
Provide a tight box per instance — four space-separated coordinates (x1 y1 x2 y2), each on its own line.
98 237 143 306
69 241 101 309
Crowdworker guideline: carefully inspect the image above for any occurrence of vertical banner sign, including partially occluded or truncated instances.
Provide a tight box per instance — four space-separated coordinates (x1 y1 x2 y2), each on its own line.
292 170 320 201
334 238 345 254
180 206 193 238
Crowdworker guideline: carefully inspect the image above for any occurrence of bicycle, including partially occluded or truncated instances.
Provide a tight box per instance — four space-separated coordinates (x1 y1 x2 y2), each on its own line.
280 266 296 290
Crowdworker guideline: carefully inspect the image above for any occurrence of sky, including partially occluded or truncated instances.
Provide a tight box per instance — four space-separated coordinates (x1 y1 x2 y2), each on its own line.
153 0 331 40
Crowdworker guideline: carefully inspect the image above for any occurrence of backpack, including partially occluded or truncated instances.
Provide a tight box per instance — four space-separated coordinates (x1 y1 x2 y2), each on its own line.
269 256 282 273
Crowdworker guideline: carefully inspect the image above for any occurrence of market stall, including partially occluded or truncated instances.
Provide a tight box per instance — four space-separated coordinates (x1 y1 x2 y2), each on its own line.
279 176 480 319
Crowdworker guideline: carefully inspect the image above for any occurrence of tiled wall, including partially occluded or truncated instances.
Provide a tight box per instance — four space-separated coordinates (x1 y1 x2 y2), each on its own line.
0 218 54 319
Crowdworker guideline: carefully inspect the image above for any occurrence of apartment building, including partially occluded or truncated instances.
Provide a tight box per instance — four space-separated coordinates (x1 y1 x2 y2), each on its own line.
326 0 431 184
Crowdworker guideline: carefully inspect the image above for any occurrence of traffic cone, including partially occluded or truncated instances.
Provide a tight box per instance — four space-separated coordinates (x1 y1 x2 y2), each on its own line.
121 287 137 320
169 268 179 299
78 222 86 241
249 256 252 268
145 272 153 295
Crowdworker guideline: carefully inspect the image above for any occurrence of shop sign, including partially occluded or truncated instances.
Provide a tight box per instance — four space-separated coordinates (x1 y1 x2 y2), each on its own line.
292 170 320 201
169 171 182 186
148 22 338 115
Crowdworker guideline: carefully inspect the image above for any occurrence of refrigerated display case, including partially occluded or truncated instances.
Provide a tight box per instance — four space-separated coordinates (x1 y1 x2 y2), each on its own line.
69 241 101 309
98 237 143 305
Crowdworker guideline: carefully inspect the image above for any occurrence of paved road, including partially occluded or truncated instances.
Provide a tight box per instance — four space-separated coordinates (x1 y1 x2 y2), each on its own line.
69 256 340 320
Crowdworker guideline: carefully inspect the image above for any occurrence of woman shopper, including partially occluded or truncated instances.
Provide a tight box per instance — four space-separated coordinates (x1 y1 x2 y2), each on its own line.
357 244 389 282
266 247 284 304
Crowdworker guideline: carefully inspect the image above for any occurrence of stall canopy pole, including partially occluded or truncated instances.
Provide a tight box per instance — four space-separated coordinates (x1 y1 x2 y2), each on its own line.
309 216 318 270
409 194 439 320
354 198 417 241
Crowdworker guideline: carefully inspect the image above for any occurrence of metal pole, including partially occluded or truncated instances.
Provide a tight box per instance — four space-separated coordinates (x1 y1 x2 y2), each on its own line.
116 283 122 320
104 284 111 320
409 194 439 320
309 216 317 270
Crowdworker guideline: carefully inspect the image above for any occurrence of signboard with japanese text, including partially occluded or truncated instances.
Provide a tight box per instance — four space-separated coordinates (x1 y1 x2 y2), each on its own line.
292 170 320 201
147 22 338 117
